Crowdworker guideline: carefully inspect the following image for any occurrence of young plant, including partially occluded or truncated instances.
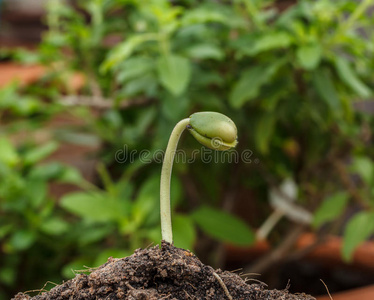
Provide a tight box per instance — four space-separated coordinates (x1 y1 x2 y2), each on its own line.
160 112 238 244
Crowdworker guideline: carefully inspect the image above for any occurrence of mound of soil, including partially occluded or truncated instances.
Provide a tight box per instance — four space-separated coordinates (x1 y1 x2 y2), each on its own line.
13 241 316 300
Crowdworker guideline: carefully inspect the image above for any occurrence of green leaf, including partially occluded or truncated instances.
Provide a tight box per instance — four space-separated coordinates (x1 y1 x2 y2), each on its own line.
24 141 59 165
12 96 41 116
229 66 266 107
191 206 254 246
173 214 196 250
40 217 70 235
78 225 112 246
26 179 47 208
335 57 371 98
313 69 340 112
350 156 373 184
60 192 129 222
296 43 322 70
181 9 228 26
255 113 276 155
58 166 84 184
28 162 64 180
0 136 19 166
229 61 285 108
248 32 292 56
157 54 191 96
185 44 224 60
121 74 157 97
8 230 36 251
161 94 189 122
0 83 19 109
101 34 157 72
313 192 349 228
342 211 374 262
116 56 154 83
124 108 156 141
28 162 82 186
132 176 160 224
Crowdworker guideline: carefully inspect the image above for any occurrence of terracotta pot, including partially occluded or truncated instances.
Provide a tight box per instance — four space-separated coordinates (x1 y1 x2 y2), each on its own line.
225 233 374 269
316 284 374 300
296 233 374 271
0 63 45 88
224 233 374 299
298 234 374 299
0 62 85 89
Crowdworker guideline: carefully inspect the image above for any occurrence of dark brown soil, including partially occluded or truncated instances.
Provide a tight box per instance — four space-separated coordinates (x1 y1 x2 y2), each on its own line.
13 242 316 300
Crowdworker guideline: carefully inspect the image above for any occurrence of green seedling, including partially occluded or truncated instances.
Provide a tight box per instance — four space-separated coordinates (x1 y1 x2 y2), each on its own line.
160 112 238 244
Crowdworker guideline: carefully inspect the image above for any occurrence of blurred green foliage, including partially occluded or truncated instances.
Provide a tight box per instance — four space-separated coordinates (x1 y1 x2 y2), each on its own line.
1 0 374 297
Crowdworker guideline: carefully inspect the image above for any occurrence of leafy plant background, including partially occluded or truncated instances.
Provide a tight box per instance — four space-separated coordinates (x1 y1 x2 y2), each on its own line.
0 0 374 298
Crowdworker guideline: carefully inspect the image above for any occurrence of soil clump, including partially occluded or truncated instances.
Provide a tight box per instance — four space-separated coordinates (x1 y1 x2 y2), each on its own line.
13 242 316 300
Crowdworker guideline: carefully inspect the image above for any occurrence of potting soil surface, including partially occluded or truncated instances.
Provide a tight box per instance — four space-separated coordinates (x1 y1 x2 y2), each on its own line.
13 241 316 300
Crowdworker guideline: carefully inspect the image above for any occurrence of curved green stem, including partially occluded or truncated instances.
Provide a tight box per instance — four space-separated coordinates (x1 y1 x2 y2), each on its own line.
160 112 238 245
160 118 190 244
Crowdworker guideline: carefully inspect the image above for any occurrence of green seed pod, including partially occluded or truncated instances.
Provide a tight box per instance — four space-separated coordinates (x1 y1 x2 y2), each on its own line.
188 112 238 150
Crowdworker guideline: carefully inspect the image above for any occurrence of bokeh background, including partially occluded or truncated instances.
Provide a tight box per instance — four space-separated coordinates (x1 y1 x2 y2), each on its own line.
1 0 374 299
